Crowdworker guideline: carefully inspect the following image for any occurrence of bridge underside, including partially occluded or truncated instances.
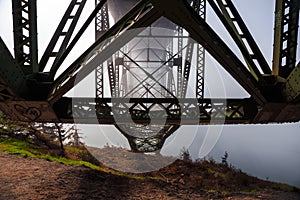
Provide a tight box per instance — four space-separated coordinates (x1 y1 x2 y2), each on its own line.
1 98 299 125
0 0 299 152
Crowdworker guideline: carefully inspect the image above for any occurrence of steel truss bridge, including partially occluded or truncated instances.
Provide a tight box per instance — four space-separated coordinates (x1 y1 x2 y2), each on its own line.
0 0 299 152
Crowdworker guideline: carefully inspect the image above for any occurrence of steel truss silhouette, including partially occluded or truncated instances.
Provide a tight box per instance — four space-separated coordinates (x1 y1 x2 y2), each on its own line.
0 0 299 151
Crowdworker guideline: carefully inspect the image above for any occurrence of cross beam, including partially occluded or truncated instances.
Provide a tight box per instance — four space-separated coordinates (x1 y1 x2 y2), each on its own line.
151 0 267 105
48 1 157 103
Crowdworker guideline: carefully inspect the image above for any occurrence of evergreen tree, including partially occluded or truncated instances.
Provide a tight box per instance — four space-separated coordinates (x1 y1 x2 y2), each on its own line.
222 151 228 165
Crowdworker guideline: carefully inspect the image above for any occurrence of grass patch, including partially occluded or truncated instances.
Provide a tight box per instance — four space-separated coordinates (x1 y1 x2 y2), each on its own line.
251 188 260 193
0 137 153 181
207 168 225 179
269 184 300 192
65 146 86 154
0 138 100 169
0 138 39 157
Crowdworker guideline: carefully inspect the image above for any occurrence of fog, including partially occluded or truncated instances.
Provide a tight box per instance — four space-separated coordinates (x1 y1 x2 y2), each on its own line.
189 123 300 187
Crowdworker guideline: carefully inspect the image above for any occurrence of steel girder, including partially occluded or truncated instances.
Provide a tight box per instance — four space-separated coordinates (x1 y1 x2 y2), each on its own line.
107 58 117 96
195 0 206 99
2 97 300 124
272 0 300 78
12 0 38 74
95 0 110 37
180 0 206 98
40 0 109 80
179 37 194 98
52 97 257 124
39 0 87 73
208 0 271 79
176 26 183 97
95 1 110 98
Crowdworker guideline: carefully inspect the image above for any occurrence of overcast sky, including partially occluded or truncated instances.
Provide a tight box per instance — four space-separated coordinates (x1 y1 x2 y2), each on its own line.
0 0 299 186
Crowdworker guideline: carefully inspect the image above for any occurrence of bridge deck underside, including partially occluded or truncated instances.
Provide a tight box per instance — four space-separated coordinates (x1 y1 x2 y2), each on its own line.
0 0 299 128
0 98 299 125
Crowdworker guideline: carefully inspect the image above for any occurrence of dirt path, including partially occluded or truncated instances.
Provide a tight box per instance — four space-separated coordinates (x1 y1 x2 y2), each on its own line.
0 152 299 200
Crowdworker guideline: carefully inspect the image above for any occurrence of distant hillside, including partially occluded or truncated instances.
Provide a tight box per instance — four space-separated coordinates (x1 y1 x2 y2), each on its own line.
87 145 300 197
87 145 177 173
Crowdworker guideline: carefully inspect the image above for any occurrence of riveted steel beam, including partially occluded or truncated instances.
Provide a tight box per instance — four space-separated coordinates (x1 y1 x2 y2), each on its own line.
12 0 38 74
176 26 183 97
195 0 206 99
95 1 110 98
95 0 110 38
39 0 87 73
180 40 194 97
177 0 206 99
208 0 271 79
51 97 257 124
272 0 299 78
2 97 299 125
41 0 108 80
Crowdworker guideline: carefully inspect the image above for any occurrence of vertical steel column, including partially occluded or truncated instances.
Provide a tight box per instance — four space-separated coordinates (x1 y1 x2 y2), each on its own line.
107 59 116 96
181 40 194 97
119 46 127 97
180 0 206 98
95 0 110 98
95 0 110 39
115 59 120 97
176 26 183 97
272 0 299 78
120 66 128 96
272 0 284 76
196 0 206 99
167 40 175 97
12 0 38 74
